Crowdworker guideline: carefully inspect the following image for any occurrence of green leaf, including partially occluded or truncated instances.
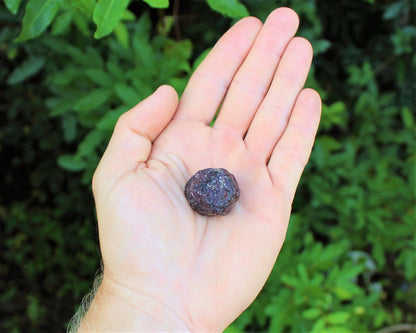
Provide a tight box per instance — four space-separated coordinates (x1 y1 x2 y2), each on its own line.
401 106 414 129
332 286 353 300
7 57 45 85
403 248 416 280
312 39 331 55
132 12 151 37
114 22 130 48
206 0 249 18
325 311 351 324
61 113 78 143
106 61 124 78
322 328 353 333
93 0 130 39
72 0 96 17
85 46 105 69
49 67 82 86
321 101 347 129
142 0 169 8
77 130 103 157
47 94 82 117
332 280 363 300
167 77 187 96
26 295 40 322
383 1 404 20
132 35 155 68
51 10 73 35
340 263 365 280
73 88 113 112
156 15 174 35
302 307 322 320
4 0 23 14
96 106 128 130
223 324 244 333
281 274 300 288
57 154 86 172
164 39 193 60
297 263 309 283
15 0 63 42
311 318 326 333
85 68 114 87
122 9 136 21
72 11 90 35
317 135 342 153
372 241 386 269
114 83 141 107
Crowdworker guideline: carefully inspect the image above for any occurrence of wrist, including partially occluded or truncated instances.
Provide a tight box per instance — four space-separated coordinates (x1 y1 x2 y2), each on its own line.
78 275 194 332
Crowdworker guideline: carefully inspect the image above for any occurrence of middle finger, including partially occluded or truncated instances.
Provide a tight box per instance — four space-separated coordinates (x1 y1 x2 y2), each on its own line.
213 7 299 136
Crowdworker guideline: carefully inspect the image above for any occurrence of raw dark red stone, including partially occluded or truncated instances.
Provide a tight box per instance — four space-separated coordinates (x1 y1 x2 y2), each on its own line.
184 168 240 216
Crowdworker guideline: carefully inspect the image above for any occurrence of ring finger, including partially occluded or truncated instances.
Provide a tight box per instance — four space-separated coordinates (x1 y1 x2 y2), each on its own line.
244 37 313 162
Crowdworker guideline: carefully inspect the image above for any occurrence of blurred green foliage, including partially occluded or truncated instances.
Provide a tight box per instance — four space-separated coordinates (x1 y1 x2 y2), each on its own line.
1 0 415 332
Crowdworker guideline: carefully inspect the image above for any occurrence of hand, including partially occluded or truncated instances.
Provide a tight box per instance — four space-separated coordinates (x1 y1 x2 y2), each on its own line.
80 7 321 332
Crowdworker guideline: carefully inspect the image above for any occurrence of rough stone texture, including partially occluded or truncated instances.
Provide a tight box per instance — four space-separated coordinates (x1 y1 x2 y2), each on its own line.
184 168 240 216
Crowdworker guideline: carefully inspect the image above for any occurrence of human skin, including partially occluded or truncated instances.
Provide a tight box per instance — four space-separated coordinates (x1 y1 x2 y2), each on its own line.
78 7 322 332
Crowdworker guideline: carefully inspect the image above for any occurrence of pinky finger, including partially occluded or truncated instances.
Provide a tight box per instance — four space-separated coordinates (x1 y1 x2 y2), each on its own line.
268 88 321 201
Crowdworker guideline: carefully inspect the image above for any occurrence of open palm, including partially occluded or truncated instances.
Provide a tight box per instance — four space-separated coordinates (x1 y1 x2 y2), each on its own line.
90 7 321 332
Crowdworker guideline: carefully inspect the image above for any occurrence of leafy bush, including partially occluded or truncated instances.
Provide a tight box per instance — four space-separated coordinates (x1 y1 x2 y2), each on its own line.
0 0 414 332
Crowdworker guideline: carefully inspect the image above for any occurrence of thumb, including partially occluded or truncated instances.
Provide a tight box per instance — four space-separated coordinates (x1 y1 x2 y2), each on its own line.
93 85 179 197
